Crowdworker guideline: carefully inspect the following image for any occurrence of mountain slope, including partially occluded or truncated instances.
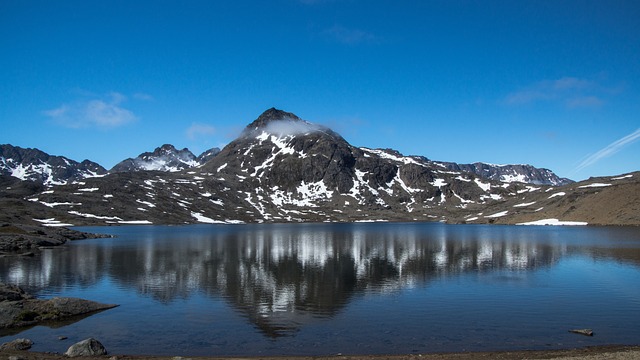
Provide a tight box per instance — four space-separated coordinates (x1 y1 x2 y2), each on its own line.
0 144 106 186
464 172 640 226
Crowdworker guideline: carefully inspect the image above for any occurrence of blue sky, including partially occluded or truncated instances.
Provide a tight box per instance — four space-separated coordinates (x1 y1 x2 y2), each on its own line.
1 0 639 180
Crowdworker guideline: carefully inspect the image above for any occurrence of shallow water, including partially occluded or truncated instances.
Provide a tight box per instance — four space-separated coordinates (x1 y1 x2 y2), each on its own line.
1 223 639 356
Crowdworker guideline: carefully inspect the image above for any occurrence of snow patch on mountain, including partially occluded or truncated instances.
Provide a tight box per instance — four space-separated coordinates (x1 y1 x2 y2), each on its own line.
578 183 612 188
191 211 222 224
360 148 426 167
34 218 74 227
611 174 633 180
516 219 588 226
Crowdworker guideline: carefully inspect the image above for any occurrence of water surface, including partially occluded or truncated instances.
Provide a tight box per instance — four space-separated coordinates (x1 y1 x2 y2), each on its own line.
1 223 639 356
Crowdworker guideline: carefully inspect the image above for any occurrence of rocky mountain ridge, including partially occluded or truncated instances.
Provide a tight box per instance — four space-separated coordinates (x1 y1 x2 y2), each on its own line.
0 144 107 186
2 108 638 226
440 162 573 186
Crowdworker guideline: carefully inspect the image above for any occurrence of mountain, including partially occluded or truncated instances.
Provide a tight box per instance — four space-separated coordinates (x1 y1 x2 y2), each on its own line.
4 108 636 227
0 144 107 186
110 144 220 172
440 162 573 186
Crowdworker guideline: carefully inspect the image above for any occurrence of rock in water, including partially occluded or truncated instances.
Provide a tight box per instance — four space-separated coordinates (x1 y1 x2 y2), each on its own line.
569 328 594 336
64 338 107 357
0 338 33 350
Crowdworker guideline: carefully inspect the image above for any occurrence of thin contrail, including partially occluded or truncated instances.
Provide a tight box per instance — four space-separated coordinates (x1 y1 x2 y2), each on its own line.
574 128 640 173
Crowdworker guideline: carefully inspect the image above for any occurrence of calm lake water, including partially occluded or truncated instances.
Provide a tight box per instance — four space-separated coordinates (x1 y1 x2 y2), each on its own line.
1 223 640 356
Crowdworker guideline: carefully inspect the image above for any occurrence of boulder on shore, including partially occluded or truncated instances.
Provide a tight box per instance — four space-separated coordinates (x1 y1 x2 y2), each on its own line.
65 338 107 357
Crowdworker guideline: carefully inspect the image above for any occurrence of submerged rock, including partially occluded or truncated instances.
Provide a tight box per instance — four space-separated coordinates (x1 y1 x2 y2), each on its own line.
65 337 107 357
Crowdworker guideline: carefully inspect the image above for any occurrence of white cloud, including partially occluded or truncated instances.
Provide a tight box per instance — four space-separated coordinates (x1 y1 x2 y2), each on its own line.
574 128 640 173
566 96 604 108
323 25 376 45
298 0 338 5
133 92 154 101
504 77 605 108
186 123 217 140
43 92 137 128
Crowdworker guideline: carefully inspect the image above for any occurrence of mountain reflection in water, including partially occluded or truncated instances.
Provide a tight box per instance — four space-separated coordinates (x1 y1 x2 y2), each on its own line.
2 223 640 340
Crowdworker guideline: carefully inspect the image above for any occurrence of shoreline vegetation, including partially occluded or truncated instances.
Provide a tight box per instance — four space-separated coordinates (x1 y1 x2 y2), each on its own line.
1 223 639 359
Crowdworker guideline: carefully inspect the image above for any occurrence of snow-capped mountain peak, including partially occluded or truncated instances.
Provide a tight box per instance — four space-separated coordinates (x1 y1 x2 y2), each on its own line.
110 144 219 172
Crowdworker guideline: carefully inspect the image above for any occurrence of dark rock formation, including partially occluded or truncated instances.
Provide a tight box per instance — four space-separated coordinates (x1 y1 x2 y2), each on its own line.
0 223 111 255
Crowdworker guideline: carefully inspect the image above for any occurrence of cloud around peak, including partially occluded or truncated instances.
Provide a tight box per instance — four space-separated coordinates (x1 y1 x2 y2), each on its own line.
269 119 323 135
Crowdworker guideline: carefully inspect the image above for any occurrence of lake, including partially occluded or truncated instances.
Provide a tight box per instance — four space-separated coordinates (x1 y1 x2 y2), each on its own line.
1 222 640 356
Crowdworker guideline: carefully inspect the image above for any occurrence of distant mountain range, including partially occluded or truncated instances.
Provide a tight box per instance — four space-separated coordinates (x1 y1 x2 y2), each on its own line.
1 143 221 183
1 108 637 226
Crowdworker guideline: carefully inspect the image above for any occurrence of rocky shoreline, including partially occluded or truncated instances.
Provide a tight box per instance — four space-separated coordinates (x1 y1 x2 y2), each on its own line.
0 345 639 360
0 224 118 337
0 223 112 257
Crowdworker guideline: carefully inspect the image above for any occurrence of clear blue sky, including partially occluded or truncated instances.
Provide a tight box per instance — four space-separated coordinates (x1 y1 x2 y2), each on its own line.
1 0 639 180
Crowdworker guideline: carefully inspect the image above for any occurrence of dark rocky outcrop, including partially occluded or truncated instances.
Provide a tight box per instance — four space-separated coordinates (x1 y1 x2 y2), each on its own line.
0 223 111 255
0 283 118 330
0 338 33 351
